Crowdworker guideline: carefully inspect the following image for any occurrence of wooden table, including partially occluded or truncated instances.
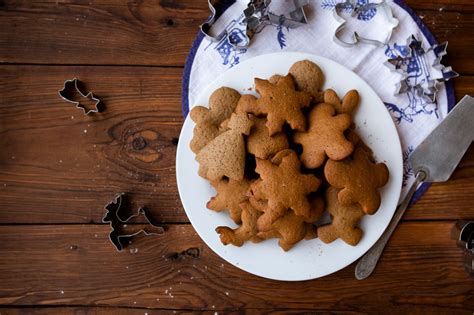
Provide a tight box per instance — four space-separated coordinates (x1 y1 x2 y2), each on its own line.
0 1 473 313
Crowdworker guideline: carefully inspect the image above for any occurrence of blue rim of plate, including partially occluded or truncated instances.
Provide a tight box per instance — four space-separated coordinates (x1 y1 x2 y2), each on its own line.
180 0 456 206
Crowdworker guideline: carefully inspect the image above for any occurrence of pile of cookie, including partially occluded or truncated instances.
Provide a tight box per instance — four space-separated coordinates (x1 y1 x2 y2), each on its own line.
190 60 389 251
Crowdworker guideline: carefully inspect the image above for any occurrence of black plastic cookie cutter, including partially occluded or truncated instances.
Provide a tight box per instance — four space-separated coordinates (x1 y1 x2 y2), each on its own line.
58 78 102 115
102 193 165 251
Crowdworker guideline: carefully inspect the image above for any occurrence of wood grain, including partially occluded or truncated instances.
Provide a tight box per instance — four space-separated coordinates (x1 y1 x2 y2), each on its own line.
1 66 474 224
0 222 472 313
0 1 473 74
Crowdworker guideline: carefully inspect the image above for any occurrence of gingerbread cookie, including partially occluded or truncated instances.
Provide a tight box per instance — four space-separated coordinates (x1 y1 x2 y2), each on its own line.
289 60 324 102
324 147 389 214
269 74 285 85
255 197 323 251
253 75 312 135
235 94 258 115
323 89 359 115
215 201 262 247
294 103 354 169
318 186 365 246
346 128 374 159
196 112 253 181
207 178 252 224
250 150 320 231
190 87 241 153
247 116 289 159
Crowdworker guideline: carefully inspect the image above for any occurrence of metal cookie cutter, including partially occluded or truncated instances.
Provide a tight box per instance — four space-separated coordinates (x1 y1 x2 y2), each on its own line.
244 0 309 42
102 193 164 251
333 0 399 47
200 0 309 49
385 35 459 103
58 78 101 115
452 221 474 275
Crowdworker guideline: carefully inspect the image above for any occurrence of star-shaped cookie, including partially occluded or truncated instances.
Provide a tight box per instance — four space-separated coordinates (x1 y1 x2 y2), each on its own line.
250 150 320 230
254 75 312 136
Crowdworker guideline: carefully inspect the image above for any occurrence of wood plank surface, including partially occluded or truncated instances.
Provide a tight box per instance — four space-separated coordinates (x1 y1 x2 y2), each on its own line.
1 1 473 313
1 66 474 224
0 222 472 313
0 1 473 74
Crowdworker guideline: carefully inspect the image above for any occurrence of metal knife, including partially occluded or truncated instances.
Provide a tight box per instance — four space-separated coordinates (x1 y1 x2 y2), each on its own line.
355 95 474 280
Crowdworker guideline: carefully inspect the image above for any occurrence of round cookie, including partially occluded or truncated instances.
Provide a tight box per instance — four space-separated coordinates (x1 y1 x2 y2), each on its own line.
289 60 325 100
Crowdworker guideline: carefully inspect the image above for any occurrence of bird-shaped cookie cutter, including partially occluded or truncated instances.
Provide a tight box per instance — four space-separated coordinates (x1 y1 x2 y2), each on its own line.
333 0 399 47
200 0 309 49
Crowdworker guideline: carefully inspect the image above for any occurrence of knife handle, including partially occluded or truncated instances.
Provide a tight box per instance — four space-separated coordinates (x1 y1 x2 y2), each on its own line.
355 171 426 280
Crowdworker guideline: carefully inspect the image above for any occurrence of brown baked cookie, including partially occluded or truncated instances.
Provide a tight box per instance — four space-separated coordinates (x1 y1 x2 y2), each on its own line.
256 197 323 251
235 94 258 115
207 178 252 224
215 201 262 247
323 89 359 115
247 116 289 159
346 128 374 160
324 147 389 214
318 186 365 246
190 87 241 153
250 150 321 231
293 103 354 169
196 112 253 181
289 60 324 103
253 75 312 135
269 74 284 85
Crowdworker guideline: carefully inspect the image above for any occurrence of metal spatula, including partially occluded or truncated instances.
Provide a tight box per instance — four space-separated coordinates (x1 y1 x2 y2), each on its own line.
355 95 474 280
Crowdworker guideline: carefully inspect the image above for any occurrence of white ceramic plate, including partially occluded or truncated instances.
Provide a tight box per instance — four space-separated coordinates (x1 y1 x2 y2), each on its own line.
176 52 403 281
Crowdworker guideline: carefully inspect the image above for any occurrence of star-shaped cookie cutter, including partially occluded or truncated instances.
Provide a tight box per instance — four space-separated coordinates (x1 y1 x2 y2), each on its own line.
200 0 309 49
58 78 101 115
102 193 164 251
385 35 459 103
333 0 399 47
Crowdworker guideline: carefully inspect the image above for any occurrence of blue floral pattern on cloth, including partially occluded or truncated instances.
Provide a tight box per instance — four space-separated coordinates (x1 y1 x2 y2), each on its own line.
383 42 438 124
204 13 290 68
321 0 377 21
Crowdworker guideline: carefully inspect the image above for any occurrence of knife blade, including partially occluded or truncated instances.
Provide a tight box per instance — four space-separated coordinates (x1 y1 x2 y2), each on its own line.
355 95 474 280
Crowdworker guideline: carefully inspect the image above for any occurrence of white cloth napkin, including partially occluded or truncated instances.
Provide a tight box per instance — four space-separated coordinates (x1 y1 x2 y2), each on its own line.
182 0 455 202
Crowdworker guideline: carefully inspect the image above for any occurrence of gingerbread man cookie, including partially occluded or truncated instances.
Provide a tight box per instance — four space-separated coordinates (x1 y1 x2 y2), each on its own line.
324 147 389 214
318 186 365 246
294 103 354 169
